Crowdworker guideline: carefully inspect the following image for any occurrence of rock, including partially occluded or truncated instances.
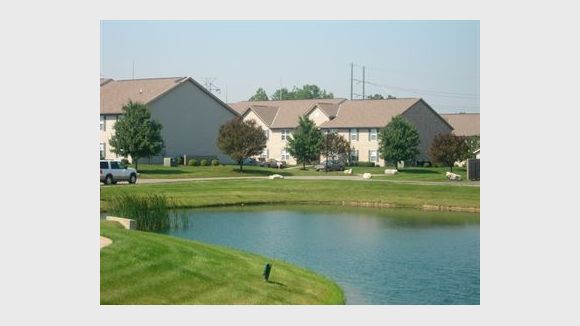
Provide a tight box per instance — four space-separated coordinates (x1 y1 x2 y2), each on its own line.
362 173 372 179
446 171 462 181
344 168 353 175
268 174 284 180
384 169 398 175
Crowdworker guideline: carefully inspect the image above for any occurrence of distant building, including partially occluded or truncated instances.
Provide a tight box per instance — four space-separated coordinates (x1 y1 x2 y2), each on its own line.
441 113 480 137
100 77 239 163
229 98 453 166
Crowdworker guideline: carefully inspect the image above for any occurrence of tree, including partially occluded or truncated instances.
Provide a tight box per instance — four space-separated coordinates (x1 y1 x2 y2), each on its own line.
322 132 351 163
109 101 164 170
287 117 324 170
430 133 469 172
464 135 480 159
378 115 420 168
271 84 334 100
249 88 269 101
367 94 384 100
217 117 267 172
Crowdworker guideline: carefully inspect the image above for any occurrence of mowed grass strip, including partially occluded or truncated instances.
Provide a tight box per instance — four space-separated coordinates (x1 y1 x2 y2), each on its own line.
133 164 470 182
100 221 344 304
100 179 480 211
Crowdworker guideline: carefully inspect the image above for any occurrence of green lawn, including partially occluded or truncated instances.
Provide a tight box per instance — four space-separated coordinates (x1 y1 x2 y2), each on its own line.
101 178 480 211
133 164 470 182
100 220 344 304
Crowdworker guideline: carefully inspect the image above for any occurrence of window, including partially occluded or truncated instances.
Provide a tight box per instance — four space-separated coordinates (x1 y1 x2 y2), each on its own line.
369 128 378 141
100 143 105 159
263 129 269 140
369 150 378 162
350 149 359 162
281 129 291 141
260 148 269 159
110 161 121 169
350 128 358 141
100 115 105 131
281 149 290 160
100 161 108 169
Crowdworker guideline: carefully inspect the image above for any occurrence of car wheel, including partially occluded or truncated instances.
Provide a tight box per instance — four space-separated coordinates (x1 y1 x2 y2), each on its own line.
104 175 113 185
129 174 137 184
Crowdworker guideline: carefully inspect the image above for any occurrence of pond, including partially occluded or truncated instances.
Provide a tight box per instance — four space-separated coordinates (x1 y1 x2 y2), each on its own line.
158 205 480 305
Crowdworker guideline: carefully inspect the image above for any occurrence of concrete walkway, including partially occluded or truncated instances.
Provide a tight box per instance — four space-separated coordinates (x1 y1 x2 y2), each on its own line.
100 236 112 249
101 175 479 187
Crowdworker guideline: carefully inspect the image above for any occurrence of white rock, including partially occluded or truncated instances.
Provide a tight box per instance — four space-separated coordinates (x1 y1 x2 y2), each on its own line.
344 168 353 175
384 169 398 175
446 172 462 181
362 173 372 179
268 174 284 180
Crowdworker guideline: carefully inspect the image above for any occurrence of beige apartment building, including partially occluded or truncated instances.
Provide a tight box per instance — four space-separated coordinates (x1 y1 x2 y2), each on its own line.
100 77 239 163
230 98 453 167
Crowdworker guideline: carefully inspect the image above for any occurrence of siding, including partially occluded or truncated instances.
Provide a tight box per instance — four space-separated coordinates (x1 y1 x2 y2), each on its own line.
402 100 453 161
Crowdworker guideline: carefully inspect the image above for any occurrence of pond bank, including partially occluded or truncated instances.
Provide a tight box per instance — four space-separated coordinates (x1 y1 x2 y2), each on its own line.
100 220 345 304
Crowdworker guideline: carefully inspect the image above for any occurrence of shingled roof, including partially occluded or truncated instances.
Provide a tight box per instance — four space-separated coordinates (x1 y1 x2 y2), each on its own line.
230 98 347 129
230 98 443 129
441 113 480 136
100 77 239 116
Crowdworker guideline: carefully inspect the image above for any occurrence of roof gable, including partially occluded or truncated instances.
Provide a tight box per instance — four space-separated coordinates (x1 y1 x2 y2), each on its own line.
100 77 239 117
441 113 480 136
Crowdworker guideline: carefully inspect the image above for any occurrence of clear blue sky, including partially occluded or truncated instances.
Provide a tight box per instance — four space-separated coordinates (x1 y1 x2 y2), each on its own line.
101 20 479 113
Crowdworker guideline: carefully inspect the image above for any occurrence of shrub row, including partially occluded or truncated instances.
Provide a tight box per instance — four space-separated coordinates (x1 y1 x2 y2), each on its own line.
187 159 220 166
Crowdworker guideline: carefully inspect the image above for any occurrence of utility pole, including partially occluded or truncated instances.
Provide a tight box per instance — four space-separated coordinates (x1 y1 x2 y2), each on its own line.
350 63 354 100
362 66 366 100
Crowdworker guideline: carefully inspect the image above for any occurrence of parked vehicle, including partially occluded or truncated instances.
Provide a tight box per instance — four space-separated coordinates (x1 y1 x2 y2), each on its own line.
100 160 138 185
259 159 287 168
242 157 259 166
315 160 345 172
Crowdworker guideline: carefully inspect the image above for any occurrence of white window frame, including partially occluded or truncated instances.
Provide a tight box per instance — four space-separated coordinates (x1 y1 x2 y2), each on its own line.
281 129 290 141
281 149 290 160
369 149 378 162
100 115 105 131
370 128 378 141
350 128 358 141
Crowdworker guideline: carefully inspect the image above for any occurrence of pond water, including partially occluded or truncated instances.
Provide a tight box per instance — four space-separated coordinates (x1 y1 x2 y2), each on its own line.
157 205 479 305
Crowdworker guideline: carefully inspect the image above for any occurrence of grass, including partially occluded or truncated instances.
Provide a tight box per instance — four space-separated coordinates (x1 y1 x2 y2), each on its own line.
107 193 188 231
100 178 480 211
133 164 470 182
100 220 345 304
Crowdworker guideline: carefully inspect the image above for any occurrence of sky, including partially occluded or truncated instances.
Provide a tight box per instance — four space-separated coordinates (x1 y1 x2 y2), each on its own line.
101 21 479 113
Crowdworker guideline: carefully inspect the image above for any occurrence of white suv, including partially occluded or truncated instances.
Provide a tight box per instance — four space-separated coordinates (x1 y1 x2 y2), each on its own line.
100 160 138 185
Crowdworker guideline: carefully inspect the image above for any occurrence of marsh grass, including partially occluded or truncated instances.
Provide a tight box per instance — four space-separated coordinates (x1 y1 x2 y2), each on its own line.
108 193 188 231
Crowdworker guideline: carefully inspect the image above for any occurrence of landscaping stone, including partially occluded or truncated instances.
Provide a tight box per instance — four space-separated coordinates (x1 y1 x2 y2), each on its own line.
106 216 137 230
362 173 372 179
384 169 398 175
269 174 284 180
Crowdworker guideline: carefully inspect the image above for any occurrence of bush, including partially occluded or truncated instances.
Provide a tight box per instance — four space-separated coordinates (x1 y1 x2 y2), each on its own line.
174 156 184 165
188 159 199 166
211 159 219 166
200 159 208 166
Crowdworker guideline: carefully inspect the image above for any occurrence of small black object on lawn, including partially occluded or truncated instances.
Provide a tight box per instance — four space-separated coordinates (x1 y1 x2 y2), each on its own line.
263 263 272 281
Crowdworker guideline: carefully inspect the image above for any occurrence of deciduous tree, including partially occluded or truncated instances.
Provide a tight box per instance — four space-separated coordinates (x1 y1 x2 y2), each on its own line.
322 132 351 163
217 117 267 172
287 117 324 170
430 133 469 172
109 101 164 170
378 115 420 168
249 88 269 101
